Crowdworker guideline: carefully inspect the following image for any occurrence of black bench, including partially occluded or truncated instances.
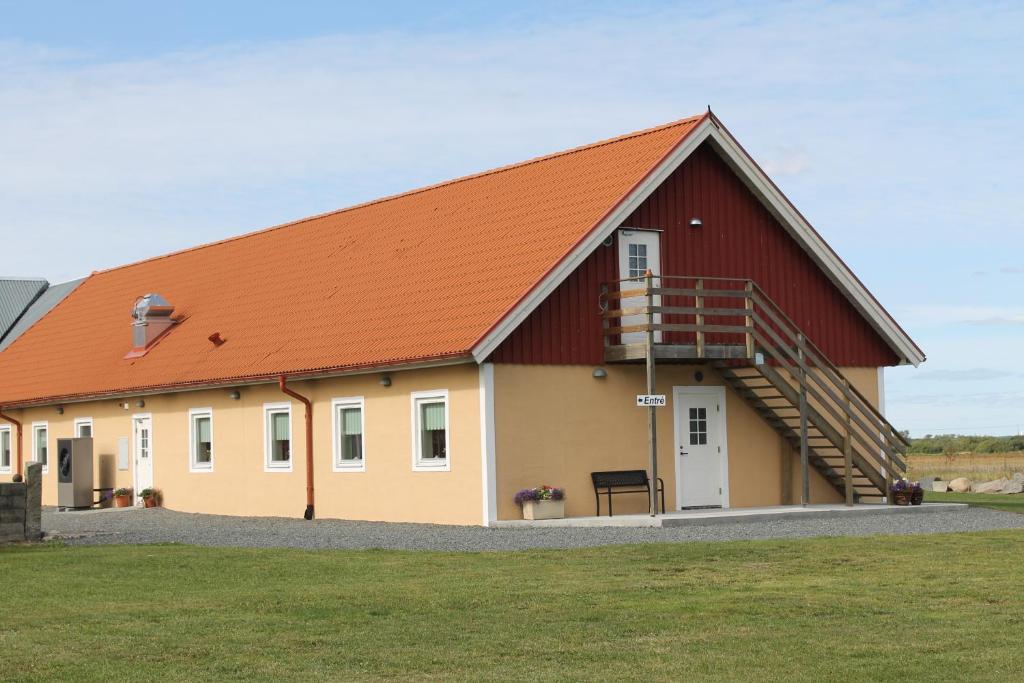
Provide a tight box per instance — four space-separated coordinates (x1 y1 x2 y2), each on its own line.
591 470 665 517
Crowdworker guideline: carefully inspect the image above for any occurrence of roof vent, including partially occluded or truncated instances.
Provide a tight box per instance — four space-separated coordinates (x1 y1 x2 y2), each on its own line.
125 293 176 357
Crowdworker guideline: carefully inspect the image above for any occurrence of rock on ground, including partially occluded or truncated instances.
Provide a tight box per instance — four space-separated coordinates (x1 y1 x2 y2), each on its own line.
949 477 972 493
975 478 1010 494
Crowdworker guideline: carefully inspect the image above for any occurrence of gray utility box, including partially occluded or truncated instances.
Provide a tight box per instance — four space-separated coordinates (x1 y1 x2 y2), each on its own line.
57 437 93 509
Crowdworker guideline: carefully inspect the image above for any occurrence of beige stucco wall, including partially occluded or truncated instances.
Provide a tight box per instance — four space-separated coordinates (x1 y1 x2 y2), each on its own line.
492 363 883 520
0 363 484 524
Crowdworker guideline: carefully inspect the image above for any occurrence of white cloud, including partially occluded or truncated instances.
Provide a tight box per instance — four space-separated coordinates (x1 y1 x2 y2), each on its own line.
912 368 1022 382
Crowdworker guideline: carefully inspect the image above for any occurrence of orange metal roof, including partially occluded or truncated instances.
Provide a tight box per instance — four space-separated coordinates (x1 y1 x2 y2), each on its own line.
0 115 705 406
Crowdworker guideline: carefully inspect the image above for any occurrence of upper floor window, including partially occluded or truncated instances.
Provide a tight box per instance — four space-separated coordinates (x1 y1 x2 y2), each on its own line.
412 390 449 471
189 408 213 472
332 398 365 471
627 242 648 279
264 403 292 471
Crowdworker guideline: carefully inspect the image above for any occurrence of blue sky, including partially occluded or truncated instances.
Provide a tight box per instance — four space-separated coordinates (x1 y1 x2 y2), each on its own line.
2 1 1022 435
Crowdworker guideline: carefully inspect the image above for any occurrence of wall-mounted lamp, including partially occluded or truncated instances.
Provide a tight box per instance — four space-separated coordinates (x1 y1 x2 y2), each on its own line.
602 235 614 247
689 217 703 229
56 405 64 414
135 399 146 408
379 375 392 387
694 371 704 383
592 368 608 379
229 390 241 400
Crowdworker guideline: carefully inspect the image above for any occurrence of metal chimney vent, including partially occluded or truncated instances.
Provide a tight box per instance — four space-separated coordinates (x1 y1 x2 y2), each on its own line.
130 293 176 351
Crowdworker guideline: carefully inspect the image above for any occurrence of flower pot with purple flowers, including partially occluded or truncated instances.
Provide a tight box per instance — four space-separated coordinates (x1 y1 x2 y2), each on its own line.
514 485 565 520
890 478 922 506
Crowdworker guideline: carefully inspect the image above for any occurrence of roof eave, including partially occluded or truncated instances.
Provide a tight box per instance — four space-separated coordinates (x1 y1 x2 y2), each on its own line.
0 353 475 409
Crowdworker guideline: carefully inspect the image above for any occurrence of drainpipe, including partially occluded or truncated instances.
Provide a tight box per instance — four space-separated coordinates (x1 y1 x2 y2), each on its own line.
278 376 314 520
0 408 23 480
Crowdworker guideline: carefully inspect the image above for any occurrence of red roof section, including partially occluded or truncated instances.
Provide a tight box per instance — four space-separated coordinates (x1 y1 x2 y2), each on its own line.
0 115 704 405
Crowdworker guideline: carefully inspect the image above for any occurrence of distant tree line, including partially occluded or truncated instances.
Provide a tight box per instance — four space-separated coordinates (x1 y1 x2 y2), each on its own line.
906 433 1024 454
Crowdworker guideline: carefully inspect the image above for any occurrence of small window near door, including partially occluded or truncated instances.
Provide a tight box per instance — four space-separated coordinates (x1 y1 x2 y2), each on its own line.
189 408 213 472
689 407 708 445
264 403 292 471
412 391 449 471
332 398 365 471
32 422 48 472
0 426 11 473
75 418 93 438
628 242 648 279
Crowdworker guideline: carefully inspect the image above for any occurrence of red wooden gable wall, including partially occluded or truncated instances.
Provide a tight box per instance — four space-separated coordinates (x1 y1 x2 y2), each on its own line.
490 142 900 367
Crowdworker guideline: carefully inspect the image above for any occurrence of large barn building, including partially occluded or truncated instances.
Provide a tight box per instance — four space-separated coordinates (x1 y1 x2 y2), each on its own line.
0 112 923 524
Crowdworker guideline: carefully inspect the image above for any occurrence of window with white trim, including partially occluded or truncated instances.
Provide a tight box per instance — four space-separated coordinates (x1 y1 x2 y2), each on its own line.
189 408 213 472
412 391 449 471
32 422 48 472
74 418 93 438
627 242 648 279
332 398 365 471
0 426 11 473
264 403 292 470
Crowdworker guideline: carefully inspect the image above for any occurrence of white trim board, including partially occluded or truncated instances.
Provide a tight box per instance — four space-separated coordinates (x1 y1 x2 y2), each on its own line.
478 363 497 526
471 115 923 367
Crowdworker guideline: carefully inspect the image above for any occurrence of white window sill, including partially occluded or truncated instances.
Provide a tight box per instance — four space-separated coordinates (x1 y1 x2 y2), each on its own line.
189 465 214 474
333 461 366 473
264 462 293 473
413 460 450 472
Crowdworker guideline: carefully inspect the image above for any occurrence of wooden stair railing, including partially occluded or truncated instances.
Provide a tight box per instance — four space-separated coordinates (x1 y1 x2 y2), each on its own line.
600 275 910 502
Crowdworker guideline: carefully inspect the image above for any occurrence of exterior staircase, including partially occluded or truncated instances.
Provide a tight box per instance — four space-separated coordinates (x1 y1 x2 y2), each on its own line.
601 274 910 503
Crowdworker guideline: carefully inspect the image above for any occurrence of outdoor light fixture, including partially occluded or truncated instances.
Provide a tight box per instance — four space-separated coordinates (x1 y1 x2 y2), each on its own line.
694 371 704 383
379 375 392 387
592 368 608 379
56 405 64 414
229 390 241 400
135 399 145 408
689 217 703 228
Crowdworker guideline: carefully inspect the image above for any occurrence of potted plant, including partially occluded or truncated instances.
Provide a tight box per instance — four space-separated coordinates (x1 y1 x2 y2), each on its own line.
890 479 922 506
113 487 133 508
514 485 565 520
140 488 160 508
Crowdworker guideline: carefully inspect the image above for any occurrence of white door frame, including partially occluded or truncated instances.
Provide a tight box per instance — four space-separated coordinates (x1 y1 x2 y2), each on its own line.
672 385 730 509
132 413 154 501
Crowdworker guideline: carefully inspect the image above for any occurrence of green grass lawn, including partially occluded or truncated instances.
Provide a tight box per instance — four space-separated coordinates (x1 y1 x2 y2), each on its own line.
4 534 1024 681
926 490 1024 514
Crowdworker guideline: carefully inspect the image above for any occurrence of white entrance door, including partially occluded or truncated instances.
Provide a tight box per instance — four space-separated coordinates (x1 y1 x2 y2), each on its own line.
133 415 154 500
617 229 661 344
674 387 728 508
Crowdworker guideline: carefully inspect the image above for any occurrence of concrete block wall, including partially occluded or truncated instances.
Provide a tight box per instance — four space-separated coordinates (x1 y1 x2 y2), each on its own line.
0 463 42 542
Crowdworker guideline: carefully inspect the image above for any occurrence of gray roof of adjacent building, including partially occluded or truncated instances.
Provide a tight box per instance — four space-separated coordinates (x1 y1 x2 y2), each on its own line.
0 278 48 334
0 277 86 352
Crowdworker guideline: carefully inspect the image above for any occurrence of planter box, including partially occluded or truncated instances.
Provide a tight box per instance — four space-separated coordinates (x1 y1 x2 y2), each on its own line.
522 499 564 521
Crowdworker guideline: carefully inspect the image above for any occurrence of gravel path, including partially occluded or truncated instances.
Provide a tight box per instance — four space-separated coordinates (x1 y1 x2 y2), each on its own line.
40 505 1024 551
